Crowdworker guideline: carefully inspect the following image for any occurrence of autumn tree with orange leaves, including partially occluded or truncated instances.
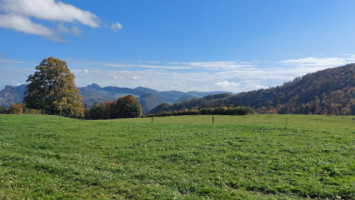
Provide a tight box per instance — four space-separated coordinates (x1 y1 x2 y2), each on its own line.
24 57 84 118
8 103 23 114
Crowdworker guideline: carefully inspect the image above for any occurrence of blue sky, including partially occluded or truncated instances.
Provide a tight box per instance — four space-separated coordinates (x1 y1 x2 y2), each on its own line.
1 0 355 92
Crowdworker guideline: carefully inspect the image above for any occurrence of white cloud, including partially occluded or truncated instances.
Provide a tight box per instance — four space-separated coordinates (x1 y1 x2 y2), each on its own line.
108 73 120 80
103 62 192 70
111 22 123 32
100 61 253 71
0 66 33 89
239 80 268 91
214 81 239 88
0 15 54 37
56 24 82 36
2 56 352 93
23 56 354 93
213 81 241 92
71 68 270 93
212 80 268 92
186 61 252 70
276 55 355 83
281 55 355 68
0 54 24 64
53 55 355 94
63 59 313 93
0 0 99 27
70 26 82 36
0 0 99 40
82 69 89 74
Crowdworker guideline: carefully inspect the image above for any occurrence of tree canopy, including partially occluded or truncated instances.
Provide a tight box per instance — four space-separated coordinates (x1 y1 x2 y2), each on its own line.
8 103 23 114
87 95 142 120
0 106 6 114
24 57 84 118
112 95 142 118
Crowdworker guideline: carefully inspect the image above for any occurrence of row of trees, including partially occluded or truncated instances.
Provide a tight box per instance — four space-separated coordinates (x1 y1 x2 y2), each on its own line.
1 57 142 119
3 96 143 119
86 95 142 119
147 106 253 117
1 103 42 114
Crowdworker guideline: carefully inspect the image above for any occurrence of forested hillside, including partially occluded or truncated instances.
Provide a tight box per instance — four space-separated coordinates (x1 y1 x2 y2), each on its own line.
149 64 355 115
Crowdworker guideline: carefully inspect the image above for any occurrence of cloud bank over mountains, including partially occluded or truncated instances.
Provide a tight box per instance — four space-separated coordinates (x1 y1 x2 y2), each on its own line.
2 55 354 93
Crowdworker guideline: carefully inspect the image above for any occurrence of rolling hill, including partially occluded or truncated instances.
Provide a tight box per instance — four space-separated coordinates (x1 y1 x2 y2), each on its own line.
149 64 355 115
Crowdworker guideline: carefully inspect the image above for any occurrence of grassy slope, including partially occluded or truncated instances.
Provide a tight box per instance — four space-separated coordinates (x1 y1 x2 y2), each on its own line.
0 114 354 199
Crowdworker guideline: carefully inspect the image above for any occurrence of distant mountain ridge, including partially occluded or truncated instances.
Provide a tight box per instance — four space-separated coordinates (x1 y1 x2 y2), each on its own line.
4 64 353 115
0 83 226 114
149 64 355 115
0 85 26 109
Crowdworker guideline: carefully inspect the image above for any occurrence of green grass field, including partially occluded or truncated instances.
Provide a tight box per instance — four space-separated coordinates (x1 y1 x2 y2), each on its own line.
0 114 354 199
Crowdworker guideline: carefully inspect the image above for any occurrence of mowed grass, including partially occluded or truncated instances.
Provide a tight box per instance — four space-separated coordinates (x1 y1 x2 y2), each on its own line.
0 114 354 199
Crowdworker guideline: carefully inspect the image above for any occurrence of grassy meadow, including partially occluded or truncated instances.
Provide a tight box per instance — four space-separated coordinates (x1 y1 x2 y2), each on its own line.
0 114 354 199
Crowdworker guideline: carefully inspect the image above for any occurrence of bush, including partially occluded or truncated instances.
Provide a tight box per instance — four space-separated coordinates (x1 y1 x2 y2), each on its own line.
200 108 211 115
214 107 227 115
0 106 7 114
24 108 42 114
9 103 23 114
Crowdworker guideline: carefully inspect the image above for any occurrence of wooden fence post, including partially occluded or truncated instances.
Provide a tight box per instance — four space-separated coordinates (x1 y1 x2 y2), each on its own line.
285 118 288 128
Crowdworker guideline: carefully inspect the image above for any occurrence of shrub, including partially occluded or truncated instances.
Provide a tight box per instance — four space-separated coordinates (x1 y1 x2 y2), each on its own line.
146 106 253 117
0 106 7 114
9 103 23 114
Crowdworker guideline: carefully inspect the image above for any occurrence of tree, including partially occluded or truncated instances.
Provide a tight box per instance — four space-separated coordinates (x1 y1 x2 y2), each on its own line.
102 101 114 119
118 95 142 118
24 57 84 118
89 102 104 120
110 95 142 118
